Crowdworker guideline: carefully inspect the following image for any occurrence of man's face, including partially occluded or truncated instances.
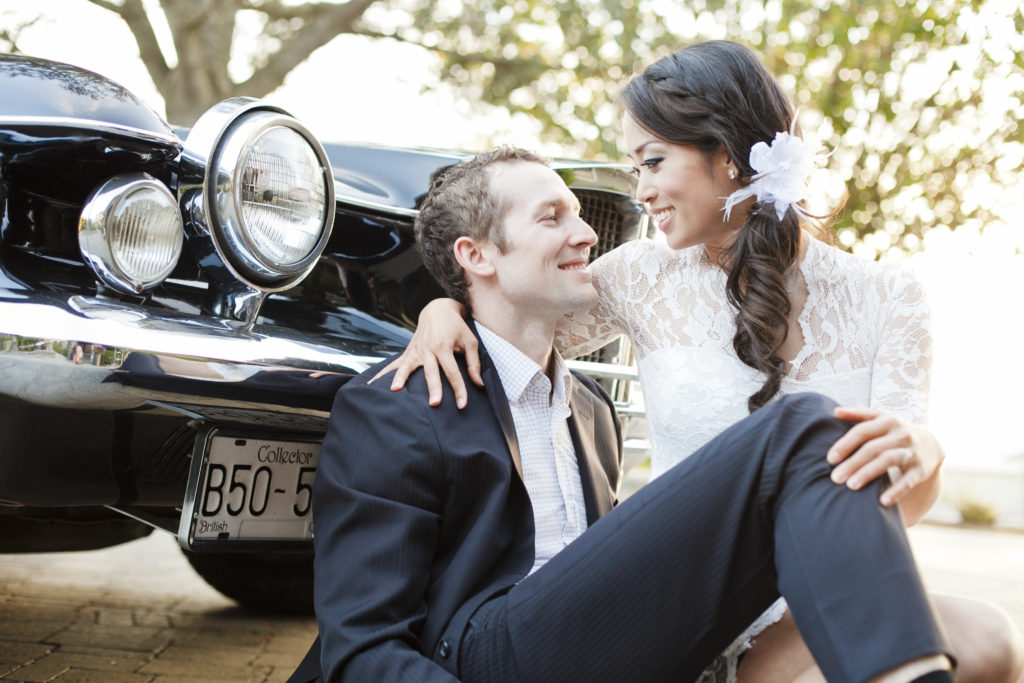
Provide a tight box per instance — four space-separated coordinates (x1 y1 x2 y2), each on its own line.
483 161 599 320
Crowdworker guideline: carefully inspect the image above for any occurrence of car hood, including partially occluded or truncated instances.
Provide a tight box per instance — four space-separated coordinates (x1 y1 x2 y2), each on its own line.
323 142 635 214
0 53 176 142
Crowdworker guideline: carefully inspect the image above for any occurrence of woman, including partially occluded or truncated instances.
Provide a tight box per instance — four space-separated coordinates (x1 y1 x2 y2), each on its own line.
382 40 1023 682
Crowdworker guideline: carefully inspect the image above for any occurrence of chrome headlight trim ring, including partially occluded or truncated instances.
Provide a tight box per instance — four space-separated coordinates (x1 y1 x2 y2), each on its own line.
180 98 335 292
78 173 184 295
209 111 332 283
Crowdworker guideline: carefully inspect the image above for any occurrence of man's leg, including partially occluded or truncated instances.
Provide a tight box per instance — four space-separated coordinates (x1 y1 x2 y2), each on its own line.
460 393 951 683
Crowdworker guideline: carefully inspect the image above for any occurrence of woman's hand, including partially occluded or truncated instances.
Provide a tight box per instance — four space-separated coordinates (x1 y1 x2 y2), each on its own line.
827 406 944 522
370 298 482 408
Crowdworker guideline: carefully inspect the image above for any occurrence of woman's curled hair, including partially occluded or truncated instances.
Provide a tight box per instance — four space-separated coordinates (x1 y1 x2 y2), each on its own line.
621 40 805 412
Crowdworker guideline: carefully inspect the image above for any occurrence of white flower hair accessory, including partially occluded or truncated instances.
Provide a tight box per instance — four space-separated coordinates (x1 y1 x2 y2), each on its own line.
722 127 821 222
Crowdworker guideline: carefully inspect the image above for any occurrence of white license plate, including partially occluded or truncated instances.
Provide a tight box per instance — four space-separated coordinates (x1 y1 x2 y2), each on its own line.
179 429 319 549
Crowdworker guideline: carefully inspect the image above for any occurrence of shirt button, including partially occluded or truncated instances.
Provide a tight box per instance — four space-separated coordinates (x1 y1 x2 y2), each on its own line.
438 640 451 659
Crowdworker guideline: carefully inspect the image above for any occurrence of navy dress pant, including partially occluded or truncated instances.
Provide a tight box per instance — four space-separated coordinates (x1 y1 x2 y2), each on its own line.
459 393 950 683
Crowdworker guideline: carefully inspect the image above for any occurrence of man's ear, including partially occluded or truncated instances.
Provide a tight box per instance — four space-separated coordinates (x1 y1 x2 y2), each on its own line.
453 236 496 278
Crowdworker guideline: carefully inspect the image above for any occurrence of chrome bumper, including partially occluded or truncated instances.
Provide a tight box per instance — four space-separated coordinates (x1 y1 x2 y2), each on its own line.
0 293 641 424
0 293 385 419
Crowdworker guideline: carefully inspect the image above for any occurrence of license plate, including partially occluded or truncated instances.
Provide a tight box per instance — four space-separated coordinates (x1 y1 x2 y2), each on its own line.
179 427 320 550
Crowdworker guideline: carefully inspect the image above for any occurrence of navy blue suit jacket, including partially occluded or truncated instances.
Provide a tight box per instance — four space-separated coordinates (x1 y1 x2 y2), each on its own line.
291 345 623 682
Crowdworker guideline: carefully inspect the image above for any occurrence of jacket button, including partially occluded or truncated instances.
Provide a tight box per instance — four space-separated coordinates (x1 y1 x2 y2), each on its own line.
438 640 451 659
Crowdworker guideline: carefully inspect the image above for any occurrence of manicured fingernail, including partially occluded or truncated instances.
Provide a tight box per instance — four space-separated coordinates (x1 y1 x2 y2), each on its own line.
826 450 838 464
831 470 844 484
847 477 862 490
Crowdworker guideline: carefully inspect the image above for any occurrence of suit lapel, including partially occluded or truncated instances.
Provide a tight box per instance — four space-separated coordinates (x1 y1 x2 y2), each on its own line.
481 360 524 481
568 382 614 524
474 327 611 517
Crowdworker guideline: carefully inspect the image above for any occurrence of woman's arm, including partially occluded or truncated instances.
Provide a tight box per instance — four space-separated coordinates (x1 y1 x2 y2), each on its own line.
375 298 480 408
376 245 634 407
553 249 633 359
826 272 941 525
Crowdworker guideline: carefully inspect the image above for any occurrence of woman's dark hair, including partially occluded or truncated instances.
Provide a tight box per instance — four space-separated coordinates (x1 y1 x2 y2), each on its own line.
621 40 804 412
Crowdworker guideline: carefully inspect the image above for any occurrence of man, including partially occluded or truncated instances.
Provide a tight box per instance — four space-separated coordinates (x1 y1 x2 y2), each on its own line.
290 148 954 682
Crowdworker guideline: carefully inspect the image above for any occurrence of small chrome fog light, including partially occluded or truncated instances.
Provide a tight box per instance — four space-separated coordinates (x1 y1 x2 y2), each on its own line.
79 173 184 294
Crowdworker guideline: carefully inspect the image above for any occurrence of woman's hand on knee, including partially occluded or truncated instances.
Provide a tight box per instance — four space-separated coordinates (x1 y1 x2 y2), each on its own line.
826 406 944 510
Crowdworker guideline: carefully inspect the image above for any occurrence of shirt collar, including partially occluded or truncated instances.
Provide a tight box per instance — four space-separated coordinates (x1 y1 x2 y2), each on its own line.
475 321 573 410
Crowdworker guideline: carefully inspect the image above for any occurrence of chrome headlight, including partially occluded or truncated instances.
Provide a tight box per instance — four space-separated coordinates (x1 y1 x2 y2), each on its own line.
181 99 334 290
78 173 183 294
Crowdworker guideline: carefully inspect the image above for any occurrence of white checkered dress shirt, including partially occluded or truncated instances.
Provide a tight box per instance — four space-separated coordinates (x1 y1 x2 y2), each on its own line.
476 323 589 575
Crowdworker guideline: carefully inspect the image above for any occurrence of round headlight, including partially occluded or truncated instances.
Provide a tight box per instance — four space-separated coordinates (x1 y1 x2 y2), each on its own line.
79 173 184 294
237 125 326 267
206 109 333 286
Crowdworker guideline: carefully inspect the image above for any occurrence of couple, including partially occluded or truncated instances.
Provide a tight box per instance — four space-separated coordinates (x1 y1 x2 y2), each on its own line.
290 41 1022 682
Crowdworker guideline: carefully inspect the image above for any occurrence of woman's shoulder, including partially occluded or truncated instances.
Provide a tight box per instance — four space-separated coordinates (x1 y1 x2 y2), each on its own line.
808 236 924 297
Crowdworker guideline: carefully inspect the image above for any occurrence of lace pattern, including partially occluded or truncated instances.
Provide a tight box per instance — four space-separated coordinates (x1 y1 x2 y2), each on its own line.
559 237 932 475
556 237 933 681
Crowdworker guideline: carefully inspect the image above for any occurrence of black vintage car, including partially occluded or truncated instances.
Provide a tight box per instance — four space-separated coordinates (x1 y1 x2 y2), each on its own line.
0 53 648 612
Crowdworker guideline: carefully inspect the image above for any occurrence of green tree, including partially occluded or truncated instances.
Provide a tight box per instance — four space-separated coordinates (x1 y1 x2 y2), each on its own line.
2 0 1021 254
405 0 1024 255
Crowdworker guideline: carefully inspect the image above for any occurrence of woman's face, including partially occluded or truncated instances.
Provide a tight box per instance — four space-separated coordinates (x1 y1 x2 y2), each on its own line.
623 113 747 255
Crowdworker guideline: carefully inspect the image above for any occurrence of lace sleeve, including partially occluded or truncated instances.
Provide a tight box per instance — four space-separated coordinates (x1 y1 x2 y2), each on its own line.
554 245 632 360
868 269 933 422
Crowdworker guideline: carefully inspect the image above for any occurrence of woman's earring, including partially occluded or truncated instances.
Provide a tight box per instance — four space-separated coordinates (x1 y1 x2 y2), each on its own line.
728 169 736 180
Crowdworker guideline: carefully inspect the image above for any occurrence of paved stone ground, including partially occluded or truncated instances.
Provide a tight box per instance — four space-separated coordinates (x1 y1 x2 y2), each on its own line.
0 524 1021 682
0 532 316 683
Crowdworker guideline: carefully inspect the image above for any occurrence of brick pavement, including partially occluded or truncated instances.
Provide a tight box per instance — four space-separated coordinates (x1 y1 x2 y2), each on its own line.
0 533 316 682
0 523 1021 682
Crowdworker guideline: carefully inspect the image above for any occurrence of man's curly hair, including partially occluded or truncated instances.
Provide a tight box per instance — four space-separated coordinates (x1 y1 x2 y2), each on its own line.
415 147 550 312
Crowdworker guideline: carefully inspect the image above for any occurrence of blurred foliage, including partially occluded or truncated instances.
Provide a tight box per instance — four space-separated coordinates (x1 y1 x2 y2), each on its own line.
955 496 997 525
2 0 1021 254
391 0 1024 256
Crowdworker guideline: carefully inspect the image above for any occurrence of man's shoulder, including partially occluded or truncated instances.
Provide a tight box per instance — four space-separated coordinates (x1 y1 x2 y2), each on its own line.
339 353 474 408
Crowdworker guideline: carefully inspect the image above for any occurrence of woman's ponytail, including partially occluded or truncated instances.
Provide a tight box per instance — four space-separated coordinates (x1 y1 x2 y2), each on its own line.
723 204 801 412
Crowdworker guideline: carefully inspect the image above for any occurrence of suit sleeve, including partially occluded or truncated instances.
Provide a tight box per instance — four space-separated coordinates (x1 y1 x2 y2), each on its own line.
313 374 458 683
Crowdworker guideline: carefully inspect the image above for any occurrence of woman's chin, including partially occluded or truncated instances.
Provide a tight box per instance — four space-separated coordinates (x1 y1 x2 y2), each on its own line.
664 232 695 251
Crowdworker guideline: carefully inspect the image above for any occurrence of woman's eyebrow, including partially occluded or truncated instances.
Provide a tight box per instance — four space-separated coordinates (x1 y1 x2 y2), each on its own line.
630 140 658 158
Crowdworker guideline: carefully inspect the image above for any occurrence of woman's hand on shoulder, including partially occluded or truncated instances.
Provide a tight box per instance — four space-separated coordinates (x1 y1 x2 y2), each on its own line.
826 406 944 509
370 298 482 408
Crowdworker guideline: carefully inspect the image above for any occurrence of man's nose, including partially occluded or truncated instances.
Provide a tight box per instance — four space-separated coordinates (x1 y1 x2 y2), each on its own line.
571 215 598 247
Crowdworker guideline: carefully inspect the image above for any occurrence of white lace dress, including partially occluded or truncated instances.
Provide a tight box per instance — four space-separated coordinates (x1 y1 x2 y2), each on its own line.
556 236 933 681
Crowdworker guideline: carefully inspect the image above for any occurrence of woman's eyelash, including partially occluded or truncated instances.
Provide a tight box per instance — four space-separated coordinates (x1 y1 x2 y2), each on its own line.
631 158 662 175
